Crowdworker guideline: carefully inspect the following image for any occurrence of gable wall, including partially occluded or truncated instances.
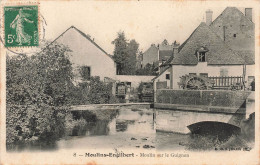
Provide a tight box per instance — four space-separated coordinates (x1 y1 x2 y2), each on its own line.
210 9 254 51
142 46 158 66
153 68 171 90
56 29 116 81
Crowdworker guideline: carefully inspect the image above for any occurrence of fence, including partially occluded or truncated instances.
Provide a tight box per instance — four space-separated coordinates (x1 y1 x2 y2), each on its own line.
209 76 243 89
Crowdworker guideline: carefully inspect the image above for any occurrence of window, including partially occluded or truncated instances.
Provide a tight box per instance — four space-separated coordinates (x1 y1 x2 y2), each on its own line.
200 73 208 77
220 68 228 77
79 66 91 80
197 52 206 62
166 74 170 80
233 34 236 37
196 47 208 62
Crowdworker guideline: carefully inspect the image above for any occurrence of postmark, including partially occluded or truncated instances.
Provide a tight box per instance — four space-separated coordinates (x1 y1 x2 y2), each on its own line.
4 5 39 47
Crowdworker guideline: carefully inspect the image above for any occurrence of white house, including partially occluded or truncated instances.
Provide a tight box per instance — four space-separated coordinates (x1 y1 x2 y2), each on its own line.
53 26 117 82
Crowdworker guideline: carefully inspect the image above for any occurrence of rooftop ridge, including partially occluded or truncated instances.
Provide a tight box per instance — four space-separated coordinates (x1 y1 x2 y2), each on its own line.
46 25 114 60
171 22 245 65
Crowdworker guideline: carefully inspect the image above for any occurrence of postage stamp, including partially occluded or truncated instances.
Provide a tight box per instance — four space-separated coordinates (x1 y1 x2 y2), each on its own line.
4 5 39 47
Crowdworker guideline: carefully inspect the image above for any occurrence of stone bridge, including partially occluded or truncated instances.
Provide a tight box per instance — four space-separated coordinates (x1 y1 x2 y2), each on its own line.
70 103 151 111
155 90 254 134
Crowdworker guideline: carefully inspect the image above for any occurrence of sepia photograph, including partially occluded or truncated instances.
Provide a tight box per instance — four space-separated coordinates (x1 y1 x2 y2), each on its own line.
0 0 259 164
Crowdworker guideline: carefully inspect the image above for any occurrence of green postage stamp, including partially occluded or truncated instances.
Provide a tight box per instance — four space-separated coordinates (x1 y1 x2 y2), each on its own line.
4 5 39 47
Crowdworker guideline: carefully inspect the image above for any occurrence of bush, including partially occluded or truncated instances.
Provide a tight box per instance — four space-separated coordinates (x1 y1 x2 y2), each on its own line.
68 76 118 105
6 42 118 147
6 43 73 145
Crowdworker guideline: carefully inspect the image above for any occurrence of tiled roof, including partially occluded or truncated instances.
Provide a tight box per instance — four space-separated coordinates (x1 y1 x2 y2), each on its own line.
159 50 173 61
171 22 245 65
159 44 173 51
160 54 174 67
151 66 170 81
234 50 255 65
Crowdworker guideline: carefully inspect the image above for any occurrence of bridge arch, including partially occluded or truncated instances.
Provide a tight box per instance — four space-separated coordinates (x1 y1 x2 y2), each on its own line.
187 121 241 140
156 110 243 134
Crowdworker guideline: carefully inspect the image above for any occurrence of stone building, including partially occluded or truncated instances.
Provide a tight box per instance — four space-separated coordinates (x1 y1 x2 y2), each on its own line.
153 7 255 91
142 40 180 69
142 44 158 67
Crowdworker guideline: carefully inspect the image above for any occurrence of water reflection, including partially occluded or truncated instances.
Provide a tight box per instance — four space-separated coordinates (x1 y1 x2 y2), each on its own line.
56 108 156 150
7 108 254 151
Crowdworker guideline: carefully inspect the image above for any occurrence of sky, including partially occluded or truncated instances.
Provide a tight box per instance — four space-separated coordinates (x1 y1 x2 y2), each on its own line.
40 1 256 55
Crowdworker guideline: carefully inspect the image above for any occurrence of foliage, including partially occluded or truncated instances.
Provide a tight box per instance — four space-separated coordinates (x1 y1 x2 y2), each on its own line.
137 82 145 95
6 42 73 145
112 31 139 75
67 75 118 105
185 134 250 151
64 113 89 136
6 42 118 146
135 63 158 76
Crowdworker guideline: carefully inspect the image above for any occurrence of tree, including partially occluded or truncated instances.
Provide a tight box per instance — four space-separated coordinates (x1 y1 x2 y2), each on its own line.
6 42 73 145
125 39 139 75
112 31 139 75
112 31 128 75
135 63 158 76
136 51 143 69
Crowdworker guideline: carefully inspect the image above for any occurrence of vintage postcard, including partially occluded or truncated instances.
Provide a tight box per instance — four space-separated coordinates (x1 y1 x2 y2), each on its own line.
0 0 259 164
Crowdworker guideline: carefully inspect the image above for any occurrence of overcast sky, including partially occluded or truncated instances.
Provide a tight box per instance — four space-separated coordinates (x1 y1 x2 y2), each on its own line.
41 1 256 55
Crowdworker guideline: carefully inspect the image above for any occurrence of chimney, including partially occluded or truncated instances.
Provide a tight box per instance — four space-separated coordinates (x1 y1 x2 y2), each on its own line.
206 9 213 26
173 47 178 56
245 8 252 21
172 40 180 56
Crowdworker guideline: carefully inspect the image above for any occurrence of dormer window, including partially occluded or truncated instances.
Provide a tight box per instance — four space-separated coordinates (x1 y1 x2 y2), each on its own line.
198 52 206 62
196 46 208 62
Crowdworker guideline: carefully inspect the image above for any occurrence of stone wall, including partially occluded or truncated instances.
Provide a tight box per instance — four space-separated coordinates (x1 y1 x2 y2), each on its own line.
155 90 252 134
156 89 251 108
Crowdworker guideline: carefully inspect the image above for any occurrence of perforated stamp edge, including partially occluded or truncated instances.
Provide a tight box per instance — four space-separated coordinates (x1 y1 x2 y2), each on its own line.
1 1 40 49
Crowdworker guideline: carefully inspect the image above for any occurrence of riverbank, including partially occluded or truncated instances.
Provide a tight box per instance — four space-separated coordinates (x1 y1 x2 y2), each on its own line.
7 107 255 152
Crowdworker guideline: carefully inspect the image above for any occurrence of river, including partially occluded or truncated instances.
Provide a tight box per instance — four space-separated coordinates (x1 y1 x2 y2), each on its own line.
57 108 190 150
7 108 254 152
